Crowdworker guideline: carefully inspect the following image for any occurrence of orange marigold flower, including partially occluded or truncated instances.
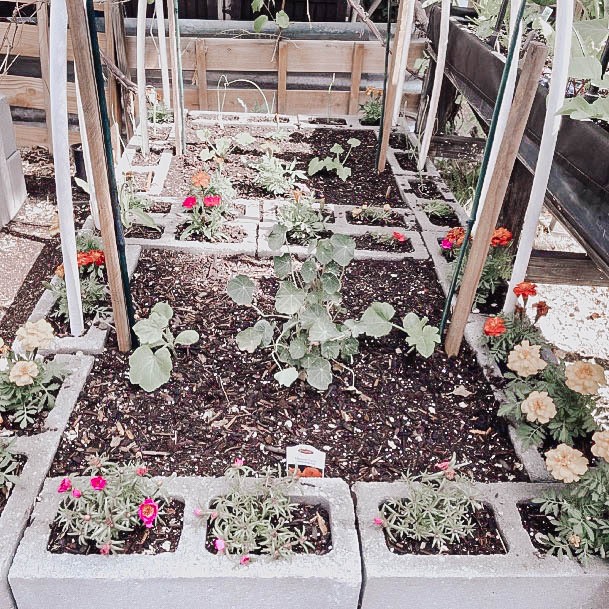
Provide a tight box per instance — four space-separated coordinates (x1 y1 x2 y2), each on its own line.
484 316 506 337
490 227 513 247
77 249 105 267
55 264 65 278
513 281 537 299
300 466 323 478
445 227 466 247
533 300 550 322
191 171 211 188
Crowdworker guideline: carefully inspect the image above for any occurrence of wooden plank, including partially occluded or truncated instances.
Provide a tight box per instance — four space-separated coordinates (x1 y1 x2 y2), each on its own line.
348 42 364 116
195 38 208 110
526 250 609 286
0 75 78 113
14 123 80 147
112 2 132 140
498 159 535 246
36 1 52 153
277 41 288 115
428 134 485 160
444 42 548 357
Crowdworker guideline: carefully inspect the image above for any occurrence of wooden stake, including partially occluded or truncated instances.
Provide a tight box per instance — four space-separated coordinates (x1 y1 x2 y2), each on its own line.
65 0 132 352
136 0 149 155
277 41 288 115
195 38 208 110
167 0 185 155
377 0 408 173
444 42 547 357
348 42 364 116
104 0 121 159
111 2 132 140
37 1 52 154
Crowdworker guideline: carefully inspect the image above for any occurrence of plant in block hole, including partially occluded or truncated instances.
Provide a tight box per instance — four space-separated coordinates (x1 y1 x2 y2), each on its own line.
376 456 485 552
0 322 66 428
129 302 200 392
423 199 454 221
119 181 160 235
196 462 319 562
0 441 20 501
196 130 256 163
360 86 383 125
53 455 167 555
148 101 173 124
251 153 307 195
368 231 410 249
274 189 329 245
308 138 361 181
227 232 439 391
350 203 395 224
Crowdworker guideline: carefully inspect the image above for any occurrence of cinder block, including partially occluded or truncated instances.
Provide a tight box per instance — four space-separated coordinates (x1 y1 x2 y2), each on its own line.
10 477 361 609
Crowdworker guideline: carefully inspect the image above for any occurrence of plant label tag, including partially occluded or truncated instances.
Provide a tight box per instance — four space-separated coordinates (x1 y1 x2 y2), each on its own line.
286 444 326 478
541 7 552 20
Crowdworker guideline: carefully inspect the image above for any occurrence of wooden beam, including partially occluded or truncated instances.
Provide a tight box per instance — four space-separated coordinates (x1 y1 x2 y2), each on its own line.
348 42 365 116
36 1 52 154
195 38 208 110
498 159 535 246
526 250 609 287
444 42 548 357
112 2 133 140
65 0 131 352
428 134 486 161
277 41 288 115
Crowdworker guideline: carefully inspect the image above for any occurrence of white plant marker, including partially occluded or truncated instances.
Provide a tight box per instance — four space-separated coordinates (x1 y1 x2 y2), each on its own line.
417 0 450 172
392 0 417 124
504 0 574 313
155 0 171 108
137 0 149 155
49 0 83 336
473 0 522 233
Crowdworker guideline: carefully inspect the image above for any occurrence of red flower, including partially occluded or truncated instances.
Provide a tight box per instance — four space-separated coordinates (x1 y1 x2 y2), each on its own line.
445 227 466 247
483 316 507 337
300 466 322 478
76 249 105 267
100 544 110 555
533 300 550 322
490 227 512 247
203 195 221 208
182 196 197 209
513 281 537 299
136 466 148 477
90 476 107 491
392 232 407 243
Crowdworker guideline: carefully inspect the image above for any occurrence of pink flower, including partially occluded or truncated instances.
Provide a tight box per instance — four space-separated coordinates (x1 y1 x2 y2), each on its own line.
435 460 456 480
72 489 82 499
138 498 159 529
233 458 244 467
100 544 111 555
57 478 72 493
441 238 453 250
136 466 148 477
203 195 221 208
373 517 384 526
193 507 203 517
392 232 406 243
240 555 251 566
182 196 197 209
90 476 107 491
214 538 226 552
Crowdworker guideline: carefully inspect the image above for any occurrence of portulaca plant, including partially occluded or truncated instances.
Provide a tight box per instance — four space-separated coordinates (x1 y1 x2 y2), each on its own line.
227 232 440 390
0 441 20 500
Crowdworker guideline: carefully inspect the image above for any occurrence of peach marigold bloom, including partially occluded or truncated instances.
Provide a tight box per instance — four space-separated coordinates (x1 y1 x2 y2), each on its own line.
483 316 506 337
520 391 557 424
9 360 39 386
565 361 607 395
16 319 55 351
545 444 589 483
591 430 609 463
507 340 547 377
192 171 211 188
444 227 465 247
513 281 537 299
490 227 512 247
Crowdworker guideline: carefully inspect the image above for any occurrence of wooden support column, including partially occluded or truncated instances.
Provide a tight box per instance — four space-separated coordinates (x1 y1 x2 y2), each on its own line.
497 159 535 246
195 38 208 110
36 1 52 154
348 42 364 115
65 0 132 352
444 42 547 357
167 0 185 155
277 41 288 115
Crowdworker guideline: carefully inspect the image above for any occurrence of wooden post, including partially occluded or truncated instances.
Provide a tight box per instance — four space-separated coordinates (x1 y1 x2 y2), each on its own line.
377 0 409 173
65 0 132 352
111 2 133 139
37 1 52 154
167 0 185 155
104 0 121 159
277 41 288 115
195 38 208 110
155 0 171 107
444 42 547 357
348 42 364 116
136 0 149 155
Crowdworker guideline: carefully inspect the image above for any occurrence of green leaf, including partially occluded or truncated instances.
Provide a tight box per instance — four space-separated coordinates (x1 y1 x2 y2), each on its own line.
358 302 395 337
305 356 332 390
299 258 318 283
234 132 255 148
307 157 326 176
335 165 351 181
253 319 274 346
227 275 255 306
267 224 288 251
236 326 265 353
320 341 340 360
340 336 360 358
251 0 264 12
175 330 200 346
330 143 345 155
401 313 440 358
129 346 173 392
274 253 293 280
130 207 159 230
275 281 306 314
274 367 299 387
199 148 216 162
151 302 173 321
568 56 602 81
346 137 361 148
308 314 341 343
321 272 340 294
300 304 326 329
315 239 334 265
289 337 307 360
330 234 355 266
275 10 290 29
133 316 165 346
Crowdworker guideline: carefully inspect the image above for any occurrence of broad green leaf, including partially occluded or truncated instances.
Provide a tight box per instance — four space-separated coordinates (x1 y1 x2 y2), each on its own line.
308 314 341 343
321 272 340 294
195 128 212 143
129 346 172 392
267 224 288 251
315 238 334 265
274 253 293 279
401 313 440 358
300 304 325 329
275 10 290 29
234 132 255 147
340 336 360 358
133 317 165 346
346 137 361 148
289 337 307 360
199 148 216 162
330 143 344 155
299 258 318 283
251 0 264 12
568 56 602 81
359 302 395 337
151 302 173 321
307 157 326 176
335 166 351 181
330 233 355 266
320 340 340 360
175 330 199 346
275 281 306 315
236 326 264 353
227 275 255 305
305 356 332 391
130 207 159 230
274 367 299 387
253 319 274 346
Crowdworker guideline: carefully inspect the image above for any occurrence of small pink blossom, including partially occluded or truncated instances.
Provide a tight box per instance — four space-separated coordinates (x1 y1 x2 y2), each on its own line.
435 460 456 480
72 489 82 499
193 507 203 517
233 458 244 467
57 478 72 493
373 517 384 526
203 195 221 208
136 466 148 477
441 238 453 250
214 538 226 552
240 555 251 566
100 544 110 555
90 476 107 491
138 498 159 529
182 196 197 209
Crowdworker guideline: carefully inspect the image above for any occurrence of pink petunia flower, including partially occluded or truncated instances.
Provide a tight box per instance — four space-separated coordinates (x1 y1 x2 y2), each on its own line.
138 498 159 529
233 458 245 467
441 238 453 250
214 538 226 552
100 544 111 555
136 466 148 477
203 195 221 208
373 517 384 526
182 196 197 209
72 489 82 499
240 555 251 566
90 476 107 491
57 478 72 493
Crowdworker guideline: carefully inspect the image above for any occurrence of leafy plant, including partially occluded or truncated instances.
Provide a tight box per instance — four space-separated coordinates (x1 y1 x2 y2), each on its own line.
378 457 483 551
251 0 290 34
308 138 361 181
129 302 199 392
0 442 20 500
120 181 159 234
53 455 167 555
198 462 314 561
227 233 439 391
148 101 173 124
423 199 455 219
360 86 383 125
251 153 307 195
350 203 394 224
196 130 255 162
275 191 328 245
534 461 609 562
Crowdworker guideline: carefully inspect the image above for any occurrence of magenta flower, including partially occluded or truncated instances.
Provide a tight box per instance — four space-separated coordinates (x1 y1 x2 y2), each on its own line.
440 238 453 250
214 538 226 552
72 489 82 499
90 476 107 491
138 498 159 529
100 544 110 555
57 478 72 493
233 458 244 467
203 195 221 208
182 196 197 209
136 466 148 477
373 517 384 526
193 507 203 517
240 555 251 566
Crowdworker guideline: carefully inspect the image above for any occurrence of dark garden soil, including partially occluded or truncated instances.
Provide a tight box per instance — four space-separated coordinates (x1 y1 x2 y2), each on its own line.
383 504 506 555
47 499 184 555
286 230 332 246
518 502 553 554
425 210 462 228
359 118 380 127
394 152 418 172
51 250 526 484
347 210 411 228
309 118 347 125
411 178 444 200
175 223 247 243
147 200 173 214
125 224 163 240
353 233 414 253
389 132 412 151
475 283 508 315
0 454 25 518
205 503 332 556
46 308 108 339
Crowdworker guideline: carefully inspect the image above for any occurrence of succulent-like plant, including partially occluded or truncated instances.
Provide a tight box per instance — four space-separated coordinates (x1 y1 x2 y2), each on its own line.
251 153 307 195
0 442 20 501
